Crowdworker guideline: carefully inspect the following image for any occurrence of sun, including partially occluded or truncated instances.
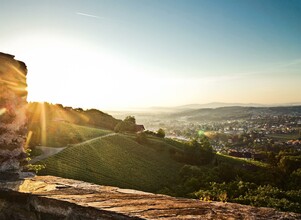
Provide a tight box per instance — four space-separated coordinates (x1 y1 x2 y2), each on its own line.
5 32 210 110
8 33 148 110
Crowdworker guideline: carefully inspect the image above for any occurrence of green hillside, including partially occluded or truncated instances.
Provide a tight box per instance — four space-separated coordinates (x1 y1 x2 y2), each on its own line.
27 102 119 147
27 102 121 131
29 121 112 148
37 134 183 192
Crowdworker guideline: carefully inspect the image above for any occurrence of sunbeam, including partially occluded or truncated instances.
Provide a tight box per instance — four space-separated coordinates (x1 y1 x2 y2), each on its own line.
40 102 47 146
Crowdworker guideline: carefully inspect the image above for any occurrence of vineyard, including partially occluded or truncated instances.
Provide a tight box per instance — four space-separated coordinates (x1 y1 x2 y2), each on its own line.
37 134 183 192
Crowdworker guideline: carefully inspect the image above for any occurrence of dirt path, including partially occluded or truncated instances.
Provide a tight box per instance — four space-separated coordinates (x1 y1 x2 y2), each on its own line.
30 146 66 164
73 133 116 146
30 133 116 164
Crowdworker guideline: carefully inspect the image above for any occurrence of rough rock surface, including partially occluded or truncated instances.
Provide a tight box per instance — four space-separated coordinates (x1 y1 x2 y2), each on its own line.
0 176 300 220
0 52 28 180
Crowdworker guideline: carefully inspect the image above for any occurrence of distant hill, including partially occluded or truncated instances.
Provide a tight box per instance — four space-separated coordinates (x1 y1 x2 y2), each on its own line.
110 102 301 119
175 102 266 109
27 102 121 147
168 106 301 121
146 102 301 111
28 102 121 130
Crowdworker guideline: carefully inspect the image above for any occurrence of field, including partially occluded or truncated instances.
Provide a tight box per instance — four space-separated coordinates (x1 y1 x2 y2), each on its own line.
37 134 183 193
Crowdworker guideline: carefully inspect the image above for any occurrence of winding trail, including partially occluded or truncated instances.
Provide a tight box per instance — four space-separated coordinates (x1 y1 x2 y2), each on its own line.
73 133 116 146
30 133 116 164
29 146 66 164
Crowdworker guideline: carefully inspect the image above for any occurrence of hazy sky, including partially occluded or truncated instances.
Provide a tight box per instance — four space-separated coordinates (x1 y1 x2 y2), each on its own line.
1 0 301 110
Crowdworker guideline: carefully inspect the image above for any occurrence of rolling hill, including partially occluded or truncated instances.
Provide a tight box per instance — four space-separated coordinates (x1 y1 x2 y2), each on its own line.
27 102 121 130
30 121 113 148
27 102 120 147
168 106 301 121
32 121 270 194
37 133 184 193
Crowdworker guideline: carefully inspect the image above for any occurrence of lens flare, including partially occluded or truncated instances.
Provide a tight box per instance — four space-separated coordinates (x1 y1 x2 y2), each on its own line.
40 102 47 146
0 108 6 116
24 131 33 149
198 130 205 137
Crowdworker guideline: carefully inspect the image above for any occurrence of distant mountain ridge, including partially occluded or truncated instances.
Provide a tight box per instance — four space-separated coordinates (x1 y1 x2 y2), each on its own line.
175 102 265 109
140 102 301 113
175 102 301 110
168 105 301 121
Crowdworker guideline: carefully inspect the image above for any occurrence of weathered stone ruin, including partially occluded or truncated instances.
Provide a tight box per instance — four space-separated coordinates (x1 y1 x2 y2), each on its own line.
0 52 28 180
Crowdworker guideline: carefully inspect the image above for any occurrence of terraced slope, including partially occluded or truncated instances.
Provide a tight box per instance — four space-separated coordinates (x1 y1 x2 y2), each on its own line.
38 134 183 193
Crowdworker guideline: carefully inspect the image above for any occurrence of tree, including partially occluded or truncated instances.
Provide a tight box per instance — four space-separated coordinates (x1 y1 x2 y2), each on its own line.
124 116 136 124
278 156 301 173
183 137 214 165
114 116 136 133
157 128 165 138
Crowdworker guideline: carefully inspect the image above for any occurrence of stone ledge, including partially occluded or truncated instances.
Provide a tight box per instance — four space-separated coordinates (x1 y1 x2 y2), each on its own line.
0 176 300 220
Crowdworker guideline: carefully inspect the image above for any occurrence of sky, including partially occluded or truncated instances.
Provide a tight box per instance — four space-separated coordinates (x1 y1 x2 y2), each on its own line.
1 0 301 110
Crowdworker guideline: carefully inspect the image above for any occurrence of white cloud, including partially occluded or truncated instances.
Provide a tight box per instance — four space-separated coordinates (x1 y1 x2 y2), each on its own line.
76 12 100 19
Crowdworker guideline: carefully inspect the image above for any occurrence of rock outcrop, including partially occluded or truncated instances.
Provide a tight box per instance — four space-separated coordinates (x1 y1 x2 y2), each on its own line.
0 52 28 180
0 176 300 220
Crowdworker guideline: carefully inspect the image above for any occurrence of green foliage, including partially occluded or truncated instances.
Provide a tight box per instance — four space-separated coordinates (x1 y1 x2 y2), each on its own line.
24 149 45 173
114 121 136 133
235 185 301 213
114 116 138 133
26 163 46 174
124 116 136 124
176 137 214 165
278 155 301 173
156 128 166 138
288 168 301 189
195 181 301 213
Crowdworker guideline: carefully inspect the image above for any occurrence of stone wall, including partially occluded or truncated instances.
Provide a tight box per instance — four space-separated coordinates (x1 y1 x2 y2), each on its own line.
0 176 300 220
0 52 28 180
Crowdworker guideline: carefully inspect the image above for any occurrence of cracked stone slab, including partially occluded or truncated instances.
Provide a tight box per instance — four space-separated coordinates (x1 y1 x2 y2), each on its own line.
0 175 300 220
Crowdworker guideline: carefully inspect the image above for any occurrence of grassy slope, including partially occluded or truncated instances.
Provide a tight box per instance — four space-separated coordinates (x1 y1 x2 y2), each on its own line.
35 122 271 194
38 134 183 193
216 153 268 168
32 121 112 148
